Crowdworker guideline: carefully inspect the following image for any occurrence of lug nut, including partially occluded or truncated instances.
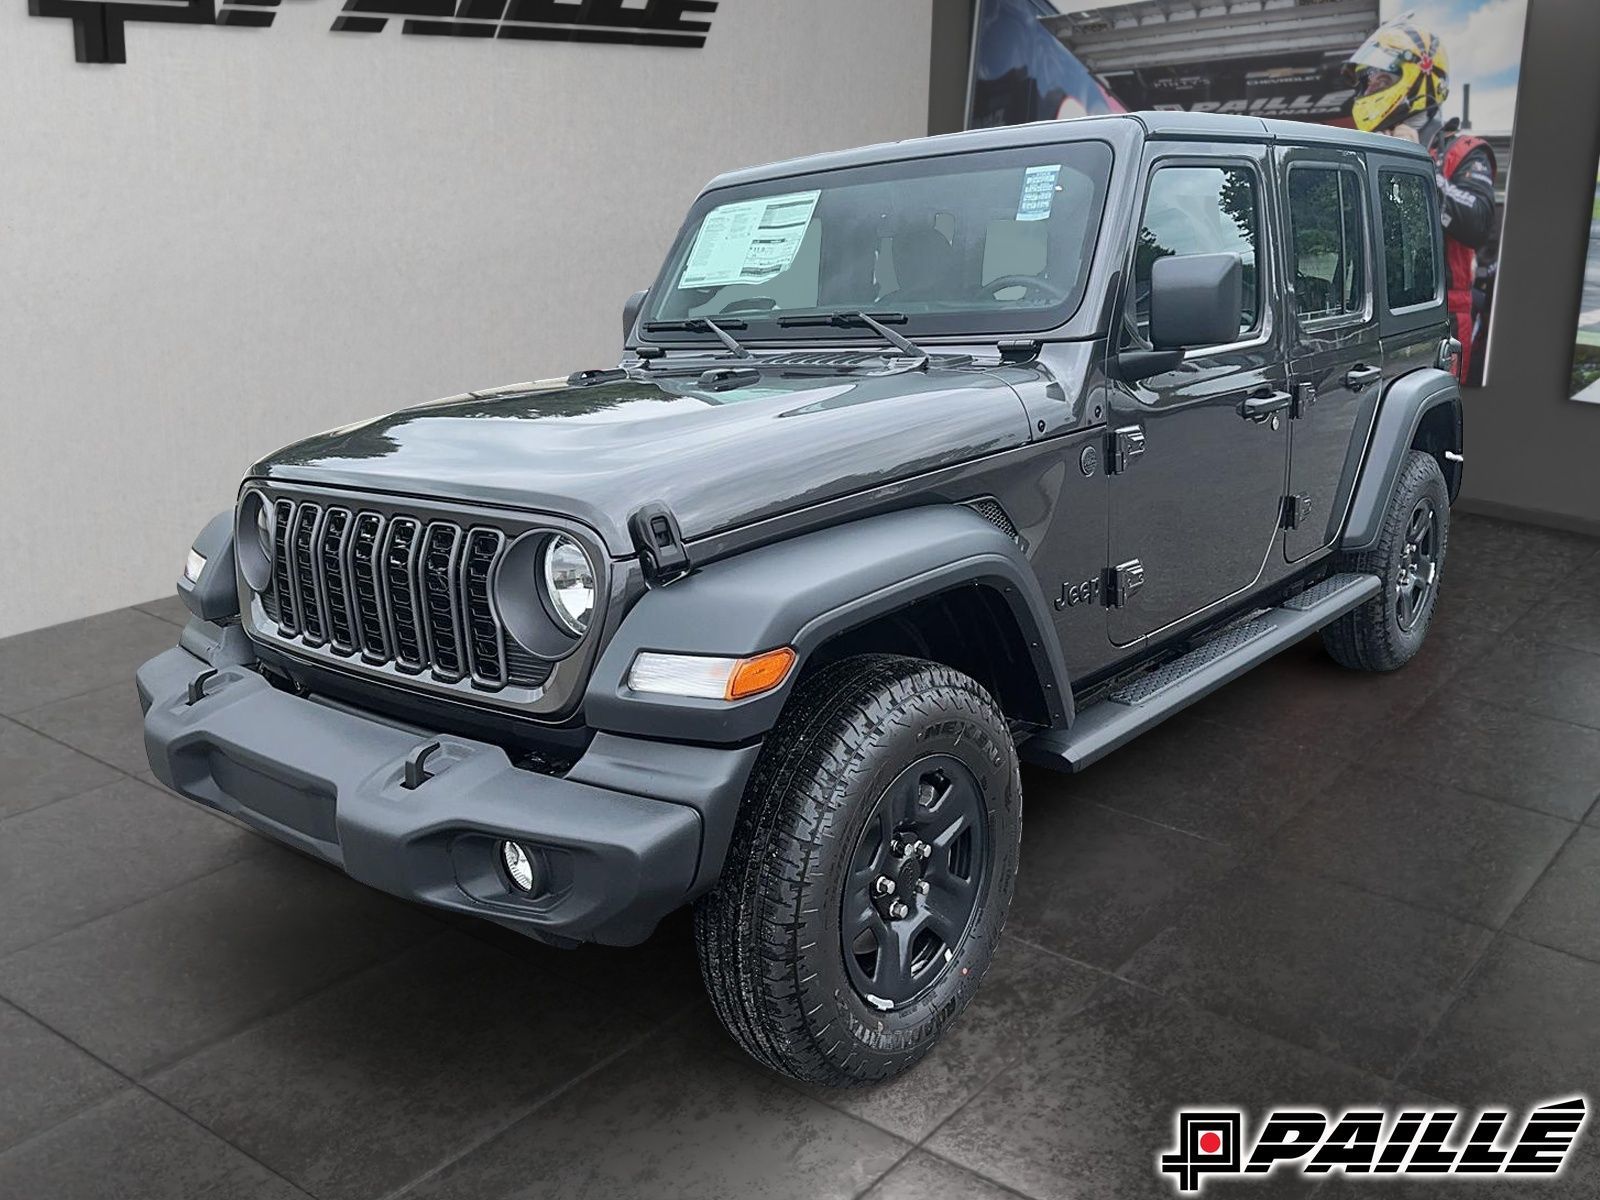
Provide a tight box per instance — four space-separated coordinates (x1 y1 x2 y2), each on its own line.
915 880 930 895
917 842 932 860
873 876 896 896
889 839 905 856
888 900 910 919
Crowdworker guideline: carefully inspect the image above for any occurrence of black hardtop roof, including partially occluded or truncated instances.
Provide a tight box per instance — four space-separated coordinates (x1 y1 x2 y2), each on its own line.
706 111 1429 191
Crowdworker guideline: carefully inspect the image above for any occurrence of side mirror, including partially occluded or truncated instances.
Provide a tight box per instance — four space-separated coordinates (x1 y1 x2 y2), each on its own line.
623 289 648 345
1149 252 1243 350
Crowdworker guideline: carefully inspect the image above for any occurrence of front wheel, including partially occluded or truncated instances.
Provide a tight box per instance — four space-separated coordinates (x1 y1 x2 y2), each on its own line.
1323 449 1450 671
693 654 1021 1087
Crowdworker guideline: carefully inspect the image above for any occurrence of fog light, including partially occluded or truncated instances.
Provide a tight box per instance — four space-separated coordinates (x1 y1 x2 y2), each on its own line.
501 841 536 892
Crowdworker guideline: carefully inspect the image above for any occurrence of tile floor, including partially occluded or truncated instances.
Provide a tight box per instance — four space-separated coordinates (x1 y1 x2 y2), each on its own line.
1 512 1598 1199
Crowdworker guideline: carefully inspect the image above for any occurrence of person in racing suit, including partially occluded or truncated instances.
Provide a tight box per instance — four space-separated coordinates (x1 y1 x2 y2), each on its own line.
1346 16 1498 381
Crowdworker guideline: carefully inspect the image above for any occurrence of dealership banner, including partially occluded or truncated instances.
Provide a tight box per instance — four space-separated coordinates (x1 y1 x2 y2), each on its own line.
968 0 1530 388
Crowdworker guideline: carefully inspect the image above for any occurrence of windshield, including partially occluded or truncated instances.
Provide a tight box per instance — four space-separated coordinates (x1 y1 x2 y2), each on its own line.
644 141 1114 342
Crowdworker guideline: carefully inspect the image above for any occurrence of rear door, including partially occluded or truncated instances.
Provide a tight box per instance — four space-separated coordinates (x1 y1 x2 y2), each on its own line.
1279 146 1383 562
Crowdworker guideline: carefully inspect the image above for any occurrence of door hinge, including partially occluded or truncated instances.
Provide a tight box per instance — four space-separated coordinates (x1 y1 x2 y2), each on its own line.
1281 493 1313 530
1292 381 1317 419
1103 559 1145 608
1108 426 1146 474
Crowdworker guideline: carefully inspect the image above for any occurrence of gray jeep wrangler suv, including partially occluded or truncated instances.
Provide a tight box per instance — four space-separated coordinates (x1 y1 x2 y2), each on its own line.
140 112 1463 1086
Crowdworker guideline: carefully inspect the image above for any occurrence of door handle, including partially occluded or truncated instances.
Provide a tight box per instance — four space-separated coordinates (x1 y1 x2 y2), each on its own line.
1344 364 1383 391
1240 390 1292 422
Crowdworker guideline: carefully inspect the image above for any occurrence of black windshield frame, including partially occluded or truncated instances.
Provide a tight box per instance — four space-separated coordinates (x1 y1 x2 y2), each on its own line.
639 141 1116 347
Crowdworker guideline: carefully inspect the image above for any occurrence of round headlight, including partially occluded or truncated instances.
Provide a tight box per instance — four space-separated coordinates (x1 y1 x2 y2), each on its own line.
255 499 274 557
236 490 275 593
542 535 595 636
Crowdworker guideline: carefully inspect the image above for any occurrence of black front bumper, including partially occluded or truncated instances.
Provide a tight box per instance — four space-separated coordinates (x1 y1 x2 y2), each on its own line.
138 645 758 946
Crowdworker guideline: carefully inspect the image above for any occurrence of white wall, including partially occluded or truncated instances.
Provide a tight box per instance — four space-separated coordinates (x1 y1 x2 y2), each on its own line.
0 1 931 638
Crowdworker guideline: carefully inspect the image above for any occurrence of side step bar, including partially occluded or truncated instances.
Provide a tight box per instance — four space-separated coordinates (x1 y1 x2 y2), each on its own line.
1022 572 1381 774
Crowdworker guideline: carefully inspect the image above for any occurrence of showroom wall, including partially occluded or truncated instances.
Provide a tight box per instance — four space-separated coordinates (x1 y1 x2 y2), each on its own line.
0 0 932 638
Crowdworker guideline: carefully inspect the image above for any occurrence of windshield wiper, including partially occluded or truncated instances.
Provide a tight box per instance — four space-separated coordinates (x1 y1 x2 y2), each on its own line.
641 317 752 360
776 311 930 371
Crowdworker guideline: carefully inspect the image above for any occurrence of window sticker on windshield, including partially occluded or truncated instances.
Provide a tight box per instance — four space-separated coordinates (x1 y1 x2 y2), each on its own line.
677 190 821 290
1016 165 1062 222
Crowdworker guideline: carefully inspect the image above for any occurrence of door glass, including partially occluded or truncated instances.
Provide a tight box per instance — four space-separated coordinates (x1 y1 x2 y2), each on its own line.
1379 170 1439 309
1288 167 1368 321
1134 166 1260 340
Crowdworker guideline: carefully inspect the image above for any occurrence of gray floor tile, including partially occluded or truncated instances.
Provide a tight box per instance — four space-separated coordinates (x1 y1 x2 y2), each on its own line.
150 932 655 1200
1447 515 1598 584
0 850 439 1076
404 1024 909 1200
1120 867 1495 1078
136 594 192 628
1054 711 1335 847
1506 827 1600 963
862 1151 1022 1200
0 1090 308 1200
0 717 120 820
15 681 150 776
1007 798 1235 971
793 936 1105 1143
0 776 263 956
1403 937 1600 1107
1362 692 1600 821
926 980 1387 1200
468 905 708 1022
1267 767 1572 928
0 1000 128 1154
1525 578 1600 657
1458 640 1600 731
0 608 180 716
1187 633 1472 750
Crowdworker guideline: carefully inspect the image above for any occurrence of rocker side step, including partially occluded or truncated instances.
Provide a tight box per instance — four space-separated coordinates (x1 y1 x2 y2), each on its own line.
1022 572 1381 774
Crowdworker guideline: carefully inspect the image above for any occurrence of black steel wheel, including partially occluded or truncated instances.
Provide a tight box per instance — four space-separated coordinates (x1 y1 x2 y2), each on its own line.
693 655 1021 1087
1395 496 1440 632
842 755 990 1012
1323 449 1450 671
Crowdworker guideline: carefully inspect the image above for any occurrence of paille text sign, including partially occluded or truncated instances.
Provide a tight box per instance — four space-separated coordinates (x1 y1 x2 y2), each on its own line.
31 0 716 64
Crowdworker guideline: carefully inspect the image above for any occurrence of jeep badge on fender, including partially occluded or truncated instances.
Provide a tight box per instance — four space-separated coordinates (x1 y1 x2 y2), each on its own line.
139 112 1462 1087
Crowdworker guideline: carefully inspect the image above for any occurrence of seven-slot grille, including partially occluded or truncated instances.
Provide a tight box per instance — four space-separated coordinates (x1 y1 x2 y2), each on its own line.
261 498 547 691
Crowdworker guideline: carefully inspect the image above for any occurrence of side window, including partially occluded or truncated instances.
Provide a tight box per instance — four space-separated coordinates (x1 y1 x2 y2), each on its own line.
1134 165 1260 342
1287 166 1368 322
1379 170 1439 310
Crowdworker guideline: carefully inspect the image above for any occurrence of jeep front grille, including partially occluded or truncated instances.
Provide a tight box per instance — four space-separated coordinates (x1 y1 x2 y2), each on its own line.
260 498 550 692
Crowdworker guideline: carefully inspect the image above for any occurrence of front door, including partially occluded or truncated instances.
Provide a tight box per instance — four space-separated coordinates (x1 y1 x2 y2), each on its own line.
1106 149 1290 646
1279 148 1385 561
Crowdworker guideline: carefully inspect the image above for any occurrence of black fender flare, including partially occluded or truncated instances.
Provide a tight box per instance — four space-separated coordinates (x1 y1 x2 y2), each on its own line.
178 511 240 623
584 505 1073 744
1342 368 1462 553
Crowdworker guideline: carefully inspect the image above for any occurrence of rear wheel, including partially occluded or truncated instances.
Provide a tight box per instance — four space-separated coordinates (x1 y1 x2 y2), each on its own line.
693 654 1021 1086
1323 450 1450 671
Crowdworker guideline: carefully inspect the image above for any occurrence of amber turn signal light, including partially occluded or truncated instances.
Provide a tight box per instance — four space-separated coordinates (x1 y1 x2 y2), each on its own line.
726 647 798 700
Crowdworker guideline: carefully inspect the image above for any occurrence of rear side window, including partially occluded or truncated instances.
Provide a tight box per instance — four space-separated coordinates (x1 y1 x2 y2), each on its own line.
1134 164 1261 341
1379 170 1439 310
1288 166 1367 322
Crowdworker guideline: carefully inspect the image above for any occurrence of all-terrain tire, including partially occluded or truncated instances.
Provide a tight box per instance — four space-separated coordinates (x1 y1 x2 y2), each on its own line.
693 654 1022 1087
1322 449 1450 671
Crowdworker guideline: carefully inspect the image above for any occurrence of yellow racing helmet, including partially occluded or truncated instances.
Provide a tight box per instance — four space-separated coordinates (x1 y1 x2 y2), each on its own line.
1344 14 1450 133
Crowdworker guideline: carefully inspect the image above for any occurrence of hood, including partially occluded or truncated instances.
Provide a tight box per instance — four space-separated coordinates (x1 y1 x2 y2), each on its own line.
252 363 1034 556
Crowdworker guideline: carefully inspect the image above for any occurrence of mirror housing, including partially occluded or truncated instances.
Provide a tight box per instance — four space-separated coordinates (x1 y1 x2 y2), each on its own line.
623 289 648 345
1149 252 1243 350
